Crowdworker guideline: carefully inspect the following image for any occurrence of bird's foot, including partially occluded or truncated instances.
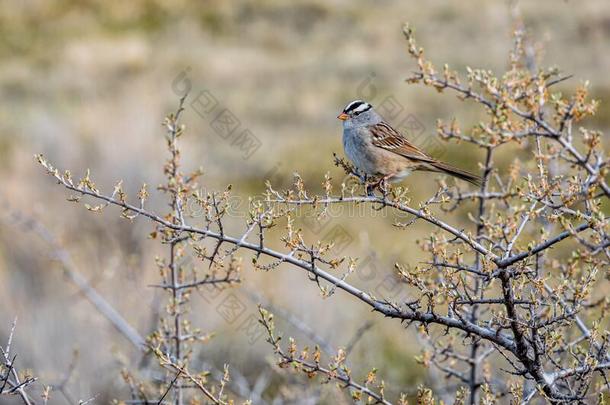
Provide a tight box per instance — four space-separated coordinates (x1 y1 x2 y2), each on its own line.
366 175 392 197
359 174 375 197
379 176 391 197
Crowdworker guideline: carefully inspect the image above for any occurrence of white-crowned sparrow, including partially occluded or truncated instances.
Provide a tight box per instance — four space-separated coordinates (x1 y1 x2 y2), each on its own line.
338 100 481 187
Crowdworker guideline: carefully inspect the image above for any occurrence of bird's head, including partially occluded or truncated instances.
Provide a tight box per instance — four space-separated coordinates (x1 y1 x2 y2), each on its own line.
337 100 379 128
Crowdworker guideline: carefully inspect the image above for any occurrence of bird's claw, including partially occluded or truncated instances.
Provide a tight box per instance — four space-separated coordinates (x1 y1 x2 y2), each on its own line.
363 175 392 197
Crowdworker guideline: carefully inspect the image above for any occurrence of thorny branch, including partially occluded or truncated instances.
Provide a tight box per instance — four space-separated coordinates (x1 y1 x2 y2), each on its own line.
258 307 403 405
1 319 37 405
36 21 609 405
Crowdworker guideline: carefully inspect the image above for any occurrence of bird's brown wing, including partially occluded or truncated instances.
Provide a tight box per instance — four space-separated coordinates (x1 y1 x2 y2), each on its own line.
369 121 435 163
370 121 482 185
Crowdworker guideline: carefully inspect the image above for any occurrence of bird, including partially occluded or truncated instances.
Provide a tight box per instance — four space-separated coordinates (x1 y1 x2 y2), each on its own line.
337 100 481 190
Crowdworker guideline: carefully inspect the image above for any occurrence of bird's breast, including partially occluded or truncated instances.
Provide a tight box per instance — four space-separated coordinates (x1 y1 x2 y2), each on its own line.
343 129 380 176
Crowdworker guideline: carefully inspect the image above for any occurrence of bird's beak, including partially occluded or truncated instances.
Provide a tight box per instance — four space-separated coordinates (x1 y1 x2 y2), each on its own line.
337 113 349 121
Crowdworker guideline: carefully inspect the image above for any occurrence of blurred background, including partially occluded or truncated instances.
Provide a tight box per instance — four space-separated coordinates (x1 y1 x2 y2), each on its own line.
1 0 610 403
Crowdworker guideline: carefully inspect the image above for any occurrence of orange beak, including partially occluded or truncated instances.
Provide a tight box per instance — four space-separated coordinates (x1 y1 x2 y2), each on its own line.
337 113 349 121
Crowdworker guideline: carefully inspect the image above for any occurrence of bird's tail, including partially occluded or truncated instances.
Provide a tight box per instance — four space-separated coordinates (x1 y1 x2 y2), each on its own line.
422 161 482 186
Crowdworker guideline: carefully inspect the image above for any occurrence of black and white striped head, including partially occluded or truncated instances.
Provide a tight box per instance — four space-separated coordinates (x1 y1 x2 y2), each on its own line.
337 100 381 128
338 100 373 120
